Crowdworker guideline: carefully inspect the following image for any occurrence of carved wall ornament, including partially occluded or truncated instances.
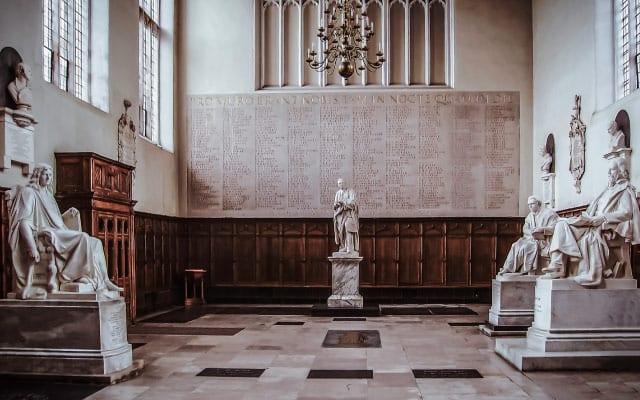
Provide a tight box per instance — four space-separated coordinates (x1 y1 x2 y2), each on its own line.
568 95 586 193
117 99 137 168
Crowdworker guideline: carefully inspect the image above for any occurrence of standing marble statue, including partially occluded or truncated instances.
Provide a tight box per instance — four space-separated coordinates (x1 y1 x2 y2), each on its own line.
7 62 33 111
8 164 122 299
333 178 359 253
497 196 558 276
541 158 640 286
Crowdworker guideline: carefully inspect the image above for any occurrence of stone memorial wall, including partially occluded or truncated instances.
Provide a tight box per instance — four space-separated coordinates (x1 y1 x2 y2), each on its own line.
187 91 519 218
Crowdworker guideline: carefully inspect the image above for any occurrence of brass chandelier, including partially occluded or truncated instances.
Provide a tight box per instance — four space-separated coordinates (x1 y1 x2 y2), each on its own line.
305 0 385 79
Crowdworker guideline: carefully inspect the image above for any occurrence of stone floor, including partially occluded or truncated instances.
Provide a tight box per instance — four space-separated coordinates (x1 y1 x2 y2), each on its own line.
34 304 640 399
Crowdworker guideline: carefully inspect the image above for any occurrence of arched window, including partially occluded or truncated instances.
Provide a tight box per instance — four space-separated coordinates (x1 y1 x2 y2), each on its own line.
259 0 453 88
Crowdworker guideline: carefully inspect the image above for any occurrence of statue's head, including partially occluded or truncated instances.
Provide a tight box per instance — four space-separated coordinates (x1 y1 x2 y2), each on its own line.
608 158 629 187
337 178 345 190
527 195 541 213
15 62 32 81
29 163 54 189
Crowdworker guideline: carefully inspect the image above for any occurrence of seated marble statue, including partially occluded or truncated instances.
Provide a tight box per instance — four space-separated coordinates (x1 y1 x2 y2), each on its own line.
541 158 640 286
333 178 359 254
8 164 122 299
497 195 558 278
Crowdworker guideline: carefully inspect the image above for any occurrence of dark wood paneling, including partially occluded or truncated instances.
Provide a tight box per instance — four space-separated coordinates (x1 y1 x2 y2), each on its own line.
398 222 421 285
358 221 375 285
235 221 258 283
446 222 470 286
306 236 330 285
423 222 445 285
130 215 534 307
470 222 495 286
56 153 137 322
374 222 398 286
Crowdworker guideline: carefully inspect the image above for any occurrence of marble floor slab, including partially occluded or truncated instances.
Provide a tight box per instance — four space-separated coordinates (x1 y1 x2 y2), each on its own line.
38 303 638 400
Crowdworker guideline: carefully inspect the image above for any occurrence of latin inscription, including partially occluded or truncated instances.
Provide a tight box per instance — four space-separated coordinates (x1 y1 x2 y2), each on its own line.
187 91 519 217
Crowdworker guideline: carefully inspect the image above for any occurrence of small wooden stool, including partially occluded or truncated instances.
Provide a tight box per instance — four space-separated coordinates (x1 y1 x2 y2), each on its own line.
184 269 207 306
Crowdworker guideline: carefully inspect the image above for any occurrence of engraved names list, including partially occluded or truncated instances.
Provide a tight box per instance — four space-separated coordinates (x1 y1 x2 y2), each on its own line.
187 91 519 218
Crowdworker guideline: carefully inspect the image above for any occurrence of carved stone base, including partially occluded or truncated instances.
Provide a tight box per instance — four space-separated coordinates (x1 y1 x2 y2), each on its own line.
327 294 364 308
0 297 134 376
0 108 34 174
328 252 363 309
495 278 640 370
479 277 536 337
541 172 555 208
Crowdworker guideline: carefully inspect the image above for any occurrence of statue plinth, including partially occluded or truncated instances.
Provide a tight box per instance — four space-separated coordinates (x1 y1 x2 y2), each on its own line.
479 276 537 337
327 251 363 309
541 172 555 209
0 296 143 381
495 278 640 370
0 108 34 175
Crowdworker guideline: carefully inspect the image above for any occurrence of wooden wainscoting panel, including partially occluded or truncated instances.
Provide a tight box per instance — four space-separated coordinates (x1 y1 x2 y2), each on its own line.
470 222 496 286
398 222 421 285
359 220 375 286
446 222 470 286
375 222 398 286
306 235 330 286
282 221 305 284
257 234 281 284
422 222 445 286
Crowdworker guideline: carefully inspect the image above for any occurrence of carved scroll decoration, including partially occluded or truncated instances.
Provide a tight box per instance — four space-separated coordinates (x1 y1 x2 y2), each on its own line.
569 95 586 193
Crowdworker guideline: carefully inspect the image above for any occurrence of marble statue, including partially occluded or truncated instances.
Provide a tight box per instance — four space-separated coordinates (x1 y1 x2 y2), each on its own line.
497 195 558 277
541 158 640 286
333 178 359 253
540 147 553 174
117 99 137 166
607 119 626 153
7 62 33 111
8 164 122 299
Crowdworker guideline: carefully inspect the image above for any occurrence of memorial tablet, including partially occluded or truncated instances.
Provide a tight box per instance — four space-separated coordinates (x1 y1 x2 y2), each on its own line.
187 91 519 217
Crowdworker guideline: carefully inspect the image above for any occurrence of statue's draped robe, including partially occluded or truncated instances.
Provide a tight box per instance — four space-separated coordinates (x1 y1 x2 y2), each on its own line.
549 180 640 286
501 207 558 274
9 184 112 291
333 188 359 252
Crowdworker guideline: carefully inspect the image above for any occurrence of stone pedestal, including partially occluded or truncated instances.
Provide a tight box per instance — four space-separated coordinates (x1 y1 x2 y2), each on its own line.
327 252 363 308
0 296 138 377
541 172 555 208
479 276 537 337
0 108 35 174
495 278 640 371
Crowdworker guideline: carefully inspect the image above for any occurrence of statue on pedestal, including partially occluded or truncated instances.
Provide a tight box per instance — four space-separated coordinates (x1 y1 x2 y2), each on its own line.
7 62 32 111
497 195 558 277
333 178 359 254
5 62 36 128
541 158 640 286
8 164 122 299
607 119 626 153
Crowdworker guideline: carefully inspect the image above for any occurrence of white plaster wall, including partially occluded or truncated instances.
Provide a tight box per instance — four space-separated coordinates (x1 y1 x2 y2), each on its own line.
0 0 179 216
178 0 534 216
532 0 636 210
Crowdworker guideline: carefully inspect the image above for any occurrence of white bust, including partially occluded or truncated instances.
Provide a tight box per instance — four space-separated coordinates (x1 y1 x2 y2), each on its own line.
7 62 33 111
